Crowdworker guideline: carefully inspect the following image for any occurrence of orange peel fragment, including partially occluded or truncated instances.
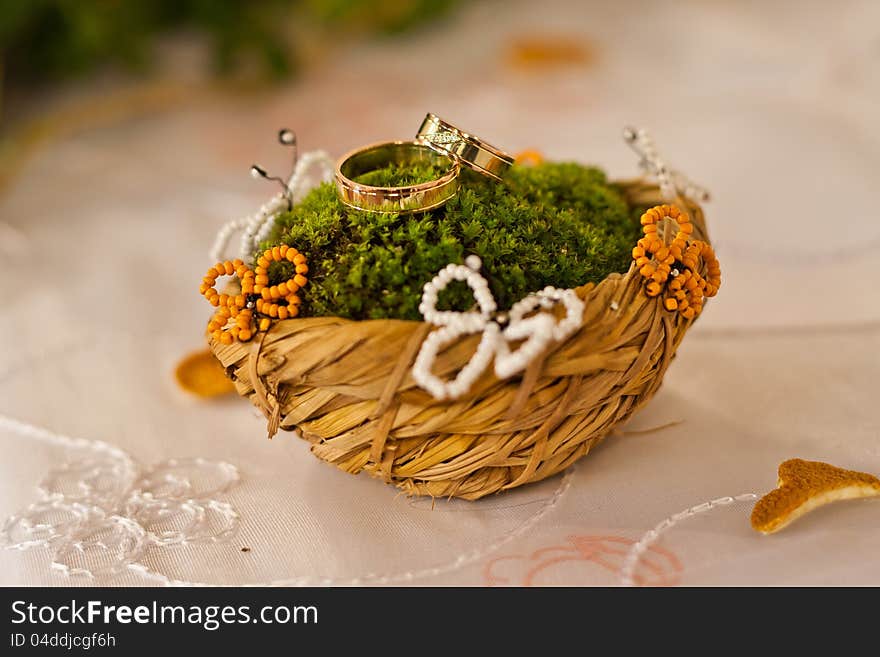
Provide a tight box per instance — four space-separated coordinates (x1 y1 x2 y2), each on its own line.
174 349 235 398
751 459 880 534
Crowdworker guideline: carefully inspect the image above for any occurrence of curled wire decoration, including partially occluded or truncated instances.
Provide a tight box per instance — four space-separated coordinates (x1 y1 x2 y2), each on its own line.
412 257 585 400
623 126 710 204
210 145 334 264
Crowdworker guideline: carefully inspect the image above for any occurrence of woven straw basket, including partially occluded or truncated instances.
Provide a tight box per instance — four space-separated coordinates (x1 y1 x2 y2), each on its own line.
209 180 710 500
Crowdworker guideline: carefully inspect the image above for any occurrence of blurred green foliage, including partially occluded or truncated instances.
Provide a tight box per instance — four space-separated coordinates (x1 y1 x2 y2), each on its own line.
0 0 459 86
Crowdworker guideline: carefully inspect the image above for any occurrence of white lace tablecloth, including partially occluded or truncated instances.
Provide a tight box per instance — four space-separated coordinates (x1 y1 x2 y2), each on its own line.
1 0 878 586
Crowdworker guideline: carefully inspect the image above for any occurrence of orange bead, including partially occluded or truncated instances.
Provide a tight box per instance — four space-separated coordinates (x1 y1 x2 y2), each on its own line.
259 318 271 332
220 332 233 345
295 263 309 275
292 253 306 265
277 305 289 320
294 274 308 287
664 298 678 311
239 329 252 341
287 305 299 318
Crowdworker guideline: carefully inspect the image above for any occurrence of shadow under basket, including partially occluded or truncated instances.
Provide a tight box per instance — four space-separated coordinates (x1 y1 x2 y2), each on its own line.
210 181 711 500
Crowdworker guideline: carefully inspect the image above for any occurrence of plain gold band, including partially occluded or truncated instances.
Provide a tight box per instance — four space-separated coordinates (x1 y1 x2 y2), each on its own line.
334 141 460 214
416 113 514 182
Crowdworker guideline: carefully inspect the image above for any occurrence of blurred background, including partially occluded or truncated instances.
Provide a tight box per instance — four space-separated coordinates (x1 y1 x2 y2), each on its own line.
1 0 877 343
0 0 879 586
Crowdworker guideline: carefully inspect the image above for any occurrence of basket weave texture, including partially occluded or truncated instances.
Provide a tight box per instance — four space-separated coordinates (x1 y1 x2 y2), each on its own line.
211 181 709 499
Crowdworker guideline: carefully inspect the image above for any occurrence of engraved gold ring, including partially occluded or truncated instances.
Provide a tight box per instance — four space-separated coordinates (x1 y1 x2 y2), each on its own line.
416 113 514 181
334 140 460 214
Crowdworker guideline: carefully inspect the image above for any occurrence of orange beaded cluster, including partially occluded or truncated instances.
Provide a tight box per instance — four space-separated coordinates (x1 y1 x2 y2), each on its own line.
253 245 309 321
199 246 308 344
200 259 255 344
632 204 721 319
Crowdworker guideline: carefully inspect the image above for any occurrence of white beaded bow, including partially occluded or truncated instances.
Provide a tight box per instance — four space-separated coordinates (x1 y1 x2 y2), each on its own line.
209 150 334 263
623 126 710 203
412 256 585 400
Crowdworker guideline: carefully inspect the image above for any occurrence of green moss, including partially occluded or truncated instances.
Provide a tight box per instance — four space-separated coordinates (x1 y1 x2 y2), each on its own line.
259 162 641 321
353 161 446 187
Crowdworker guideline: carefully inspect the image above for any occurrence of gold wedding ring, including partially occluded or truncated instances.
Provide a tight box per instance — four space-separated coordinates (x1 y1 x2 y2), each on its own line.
416 113 514 181
335 140 459 213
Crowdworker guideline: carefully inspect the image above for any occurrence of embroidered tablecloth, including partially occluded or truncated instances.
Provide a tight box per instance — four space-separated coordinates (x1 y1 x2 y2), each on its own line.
1 0 878 586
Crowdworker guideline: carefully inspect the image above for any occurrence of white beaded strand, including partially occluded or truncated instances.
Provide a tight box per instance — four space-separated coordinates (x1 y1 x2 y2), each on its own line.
618 492 758 587
209 149 334 263
623 126 710 203
412 257 500 400
412 258 585 400
494 286 584 379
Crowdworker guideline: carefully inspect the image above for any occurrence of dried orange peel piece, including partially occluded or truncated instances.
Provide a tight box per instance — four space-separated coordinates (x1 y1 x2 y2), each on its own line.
174 349 235 398
751 459 880 534
514 149 544 166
